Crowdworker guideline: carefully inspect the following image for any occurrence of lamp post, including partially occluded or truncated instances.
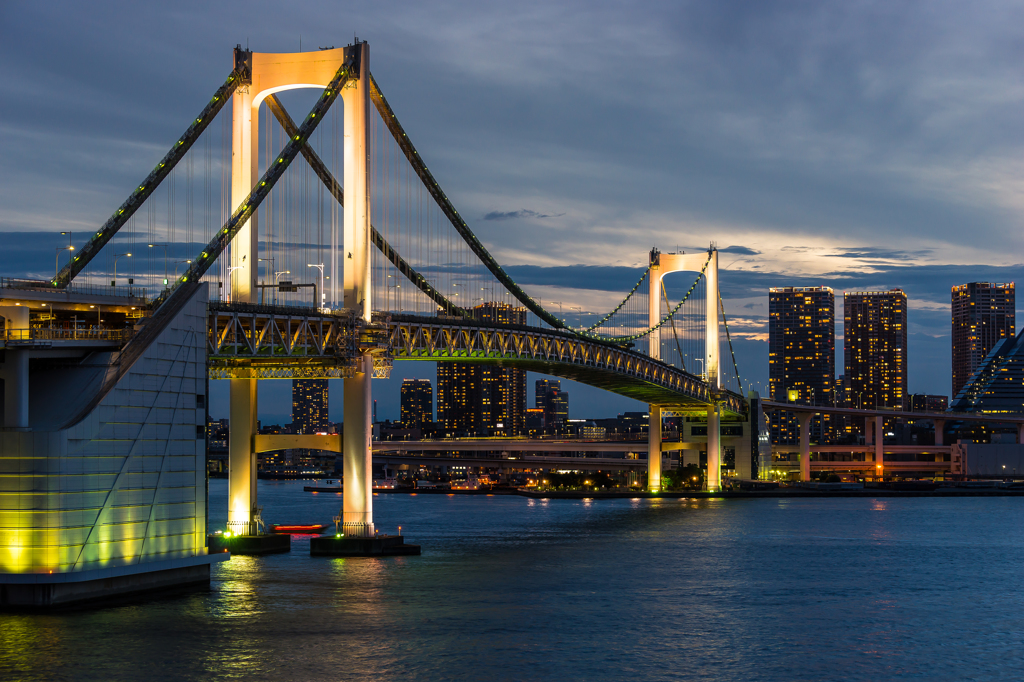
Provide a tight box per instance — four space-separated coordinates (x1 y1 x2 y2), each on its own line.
570 306 582 330
148 244 169 287
225 265 240 303
55 245 74 279
307 263 325 309
274 270 291 304
113 253 131 289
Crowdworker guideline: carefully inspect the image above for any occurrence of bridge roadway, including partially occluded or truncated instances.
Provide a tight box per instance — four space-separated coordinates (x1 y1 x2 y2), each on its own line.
207 303 747 416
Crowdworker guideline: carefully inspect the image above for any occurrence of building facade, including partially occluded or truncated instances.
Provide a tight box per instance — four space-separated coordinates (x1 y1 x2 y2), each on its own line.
768 286 835 443
844 289 908 411
951 282 1015 398
292 379 328 434
436 303 527 436
400 379 433 428
536 379 569 431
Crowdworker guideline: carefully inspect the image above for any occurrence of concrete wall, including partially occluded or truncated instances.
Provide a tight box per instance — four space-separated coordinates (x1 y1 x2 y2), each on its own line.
0 286 209 575
956 443 1024 477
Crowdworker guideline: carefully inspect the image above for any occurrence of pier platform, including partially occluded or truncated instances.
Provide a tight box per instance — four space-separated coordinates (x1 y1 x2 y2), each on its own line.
208 533 291 555
310 534 421 557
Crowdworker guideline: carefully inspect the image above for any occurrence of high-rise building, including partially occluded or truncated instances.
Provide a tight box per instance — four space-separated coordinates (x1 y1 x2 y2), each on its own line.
436 303 527 436
768 287 835 443
951 282 1015 398
292 379 328 434
535 379 568 430
844 289 908 411
400 379 433 428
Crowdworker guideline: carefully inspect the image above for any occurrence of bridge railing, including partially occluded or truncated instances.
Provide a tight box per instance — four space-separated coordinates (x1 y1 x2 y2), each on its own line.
0 277 150 301
2 327 134 343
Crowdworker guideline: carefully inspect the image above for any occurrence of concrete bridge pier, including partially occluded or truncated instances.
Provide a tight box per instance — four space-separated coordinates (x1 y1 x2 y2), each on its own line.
648 405 662 492
706 403 721 491
796 411 812 481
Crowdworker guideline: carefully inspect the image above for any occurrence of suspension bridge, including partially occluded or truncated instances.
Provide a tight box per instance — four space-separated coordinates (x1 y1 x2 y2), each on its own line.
0 41 754 606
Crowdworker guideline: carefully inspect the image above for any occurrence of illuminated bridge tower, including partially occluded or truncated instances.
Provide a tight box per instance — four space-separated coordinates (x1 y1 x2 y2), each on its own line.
647 247 721 492
225 42 376 538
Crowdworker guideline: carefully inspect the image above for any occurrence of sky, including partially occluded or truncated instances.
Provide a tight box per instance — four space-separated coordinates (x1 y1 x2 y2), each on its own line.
2 1 1024 424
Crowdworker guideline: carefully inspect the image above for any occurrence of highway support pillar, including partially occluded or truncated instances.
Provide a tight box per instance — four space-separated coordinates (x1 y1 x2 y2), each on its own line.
797 411 812 482
648 405 662 492
0 305 30 429
934 419 945 447
707 403 721 492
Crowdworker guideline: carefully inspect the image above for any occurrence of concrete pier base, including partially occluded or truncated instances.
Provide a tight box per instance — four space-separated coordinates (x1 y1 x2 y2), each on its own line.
310 534 420 557
208 533 290 556
0 555 226 609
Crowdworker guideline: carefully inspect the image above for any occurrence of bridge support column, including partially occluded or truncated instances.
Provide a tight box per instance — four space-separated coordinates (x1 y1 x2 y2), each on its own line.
934 419 945 446
875 415 884 479
227 378 257 535
341 41 375 539
797 412 812 482
343 355 374 537
0 305 30 429
648 405 662 492
707 404 721 492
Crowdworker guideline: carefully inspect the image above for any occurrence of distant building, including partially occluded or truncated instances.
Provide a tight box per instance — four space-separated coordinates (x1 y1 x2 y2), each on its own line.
400 379 433 428
951 282 1015 398
844 289 907 411
536 379 569 430
292 379 328 434
950 334 1024 414
768 286 835 443
905 394 948 413
436 303 526 436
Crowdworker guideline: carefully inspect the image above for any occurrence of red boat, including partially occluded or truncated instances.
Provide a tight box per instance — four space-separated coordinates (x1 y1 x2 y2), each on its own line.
271 524 328 535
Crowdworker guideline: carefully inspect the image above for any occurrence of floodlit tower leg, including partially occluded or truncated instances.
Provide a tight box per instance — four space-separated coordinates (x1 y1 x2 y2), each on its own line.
341 41 375 538
648 405 662 492
705 248 719 390
647 253 663 493
227 59 260 535
707 403 721 491
797 411 812 482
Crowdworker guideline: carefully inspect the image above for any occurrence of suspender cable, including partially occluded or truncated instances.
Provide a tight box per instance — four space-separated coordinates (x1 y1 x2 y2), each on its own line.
149 47 358 314
53 49 251 288
264 94 467 318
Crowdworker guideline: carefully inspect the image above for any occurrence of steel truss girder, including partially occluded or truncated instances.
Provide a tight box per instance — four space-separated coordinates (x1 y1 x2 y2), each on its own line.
388 315 746 416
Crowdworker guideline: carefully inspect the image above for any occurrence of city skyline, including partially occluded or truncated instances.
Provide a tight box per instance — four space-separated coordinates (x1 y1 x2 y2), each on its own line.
4 3 1024 417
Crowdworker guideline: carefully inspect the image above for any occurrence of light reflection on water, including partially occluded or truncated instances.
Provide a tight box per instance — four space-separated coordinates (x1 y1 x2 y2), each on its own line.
2 481 1024 681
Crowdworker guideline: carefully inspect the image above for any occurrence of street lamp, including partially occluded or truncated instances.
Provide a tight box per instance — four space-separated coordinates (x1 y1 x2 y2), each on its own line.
55 245 74 278
177 260 194 279
148 244 170 286
570 306 582 329
307 263 325 309
225 265 240 303
274 270 291 304
112 253 131 288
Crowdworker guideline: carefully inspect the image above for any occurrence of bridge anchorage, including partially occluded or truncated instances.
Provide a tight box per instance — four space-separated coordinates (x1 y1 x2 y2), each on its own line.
1 39 756 606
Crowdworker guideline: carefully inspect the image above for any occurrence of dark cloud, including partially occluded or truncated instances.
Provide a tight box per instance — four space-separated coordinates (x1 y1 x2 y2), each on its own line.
720 245 761 255
483 209 565 221
828 247 932 261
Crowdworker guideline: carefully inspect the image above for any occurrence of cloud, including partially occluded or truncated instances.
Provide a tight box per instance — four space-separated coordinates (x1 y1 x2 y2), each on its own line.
483 209 565 221
828 247 933 261
720 245 761 255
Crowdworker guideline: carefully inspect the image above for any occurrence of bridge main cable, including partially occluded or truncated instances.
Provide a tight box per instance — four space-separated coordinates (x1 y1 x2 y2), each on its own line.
147 50 358 318
52 49 253 289
368 74 571 333
263 94 468 319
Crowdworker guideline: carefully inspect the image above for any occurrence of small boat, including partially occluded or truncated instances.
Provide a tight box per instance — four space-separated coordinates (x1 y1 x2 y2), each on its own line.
271 524 329 534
